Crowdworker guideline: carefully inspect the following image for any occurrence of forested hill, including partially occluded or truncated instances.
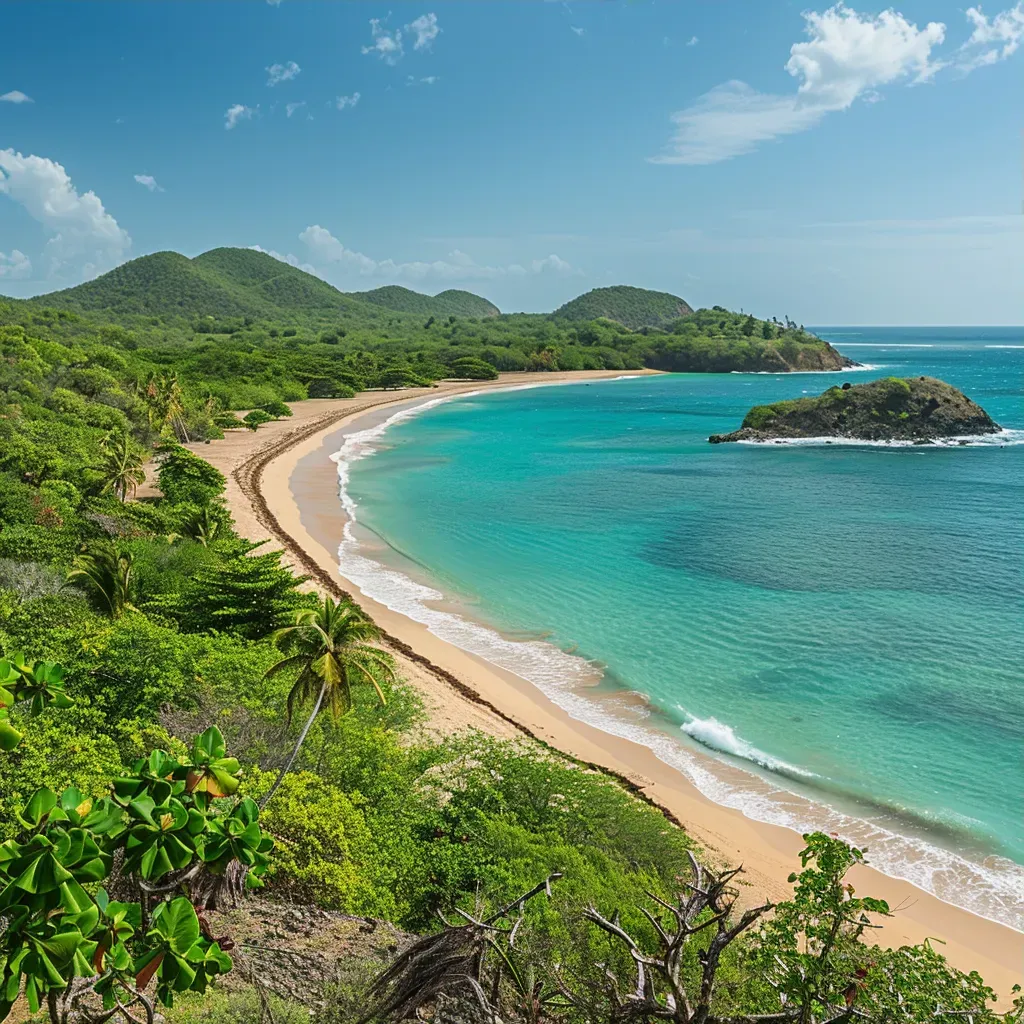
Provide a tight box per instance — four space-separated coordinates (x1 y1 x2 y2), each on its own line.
553 285 694 329
21 247 499 324
352 285 500 318
2 248 855 393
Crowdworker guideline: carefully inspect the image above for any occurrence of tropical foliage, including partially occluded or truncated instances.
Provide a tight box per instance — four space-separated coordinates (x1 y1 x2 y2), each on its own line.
260 597 396 807
0 725 270 1023
0 248 846 424
0 259 1016 1023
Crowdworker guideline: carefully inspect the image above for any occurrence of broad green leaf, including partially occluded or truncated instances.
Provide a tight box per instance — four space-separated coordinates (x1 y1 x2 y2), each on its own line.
0 716 23 752
18 788 58 829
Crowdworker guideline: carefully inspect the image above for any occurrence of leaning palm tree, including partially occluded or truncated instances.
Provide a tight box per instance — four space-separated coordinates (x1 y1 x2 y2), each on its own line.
260 596 396 807
98 431 146 502
68 542 136 618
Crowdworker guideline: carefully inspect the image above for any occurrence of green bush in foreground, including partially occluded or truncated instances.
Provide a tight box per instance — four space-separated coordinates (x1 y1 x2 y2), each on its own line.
0 726 272 1023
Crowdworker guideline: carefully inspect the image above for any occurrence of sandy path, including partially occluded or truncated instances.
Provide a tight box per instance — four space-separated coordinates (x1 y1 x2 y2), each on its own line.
179 372 1023 999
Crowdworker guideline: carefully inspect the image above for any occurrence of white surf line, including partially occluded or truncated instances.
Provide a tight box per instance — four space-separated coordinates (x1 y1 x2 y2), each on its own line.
326 376 1024 933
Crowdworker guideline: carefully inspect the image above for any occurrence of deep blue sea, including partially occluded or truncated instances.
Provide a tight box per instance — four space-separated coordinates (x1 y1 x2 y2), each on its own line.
337 327 1024 928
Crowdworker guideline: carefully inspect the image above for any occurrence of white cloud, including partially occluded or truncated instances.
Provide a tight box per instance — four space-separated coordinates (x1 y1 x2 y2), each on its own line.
225 103 257 129
0 249 32 279
363 13 439 63
266 0 282 6
297 224 577 285
336 92 361 110
363 19 404 64
420 75 439 85
651 4 946 165
0 149 131 281
407 13 440 50
266 61 301 86
570 25 585 36
408 75 439 86
285 101 306 117
958 3 1024 70
133 173 163 192
248 244 316 275
686 36 699 47
0 91 32 104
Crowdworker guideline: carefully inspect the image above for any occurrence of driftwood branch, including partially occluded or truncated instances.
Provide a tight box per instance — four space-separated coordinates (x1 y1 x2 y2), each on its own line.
360 874 563 1024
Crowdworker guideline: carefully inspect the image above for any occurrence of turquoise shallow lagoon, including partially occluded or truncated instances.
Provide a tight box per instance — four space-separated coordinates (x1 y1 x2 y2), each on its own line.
337 328 1024 928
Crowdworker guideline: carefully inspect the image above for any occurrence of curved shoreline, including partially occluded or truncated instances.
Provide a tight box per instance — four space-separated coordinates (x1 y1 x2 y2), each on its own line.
191 371 1022 999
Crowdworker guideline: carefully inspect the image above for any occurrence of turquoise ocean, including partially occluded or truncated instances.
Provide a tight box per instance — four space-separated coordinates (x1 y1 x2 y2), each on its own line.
334 328 1024 929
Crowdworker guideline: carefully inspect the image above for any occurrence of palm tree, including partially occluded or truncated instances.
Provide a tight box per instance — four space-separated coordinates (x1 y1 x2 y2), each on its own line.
98 431 146 502
141 373 191 442
260 596 396 807
68 543 136 618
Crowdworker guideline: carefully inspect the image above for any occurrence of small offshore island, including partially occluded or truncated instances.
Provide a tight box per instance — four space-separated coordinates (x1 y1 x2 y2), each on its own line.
709 376 1001 444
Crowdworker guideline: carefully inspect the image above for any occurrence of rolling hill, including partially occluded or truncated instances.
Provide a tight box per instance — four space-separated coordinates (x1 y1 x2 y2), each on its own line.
21 247 501 325
553 286 694 330
352 285 500 318
30 248 377 322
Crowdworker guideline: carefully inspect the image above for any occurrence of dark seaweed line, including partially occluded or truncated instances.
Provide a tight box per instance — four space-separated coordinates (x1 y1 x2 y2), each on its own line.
230 395 690 834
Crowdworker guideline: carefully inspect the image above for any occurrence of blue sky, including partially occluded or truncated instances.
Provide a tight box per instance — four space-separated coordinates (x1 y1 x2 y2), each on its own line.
0 0 1021 322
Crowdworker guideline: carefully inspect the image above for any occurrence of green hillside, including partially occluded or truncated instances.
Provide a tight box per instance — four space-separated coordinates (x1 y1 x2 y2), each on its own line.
26 248 498 326
33 248 376 323
353 284 500 318
191 247 370 316
4 248 853 390
34 251 256 318
553 285 694 330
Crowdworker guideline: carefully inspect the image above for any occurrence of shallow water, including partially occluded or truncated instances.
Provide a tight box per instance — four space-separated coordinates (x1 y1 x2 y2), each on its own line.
339 327 1024 928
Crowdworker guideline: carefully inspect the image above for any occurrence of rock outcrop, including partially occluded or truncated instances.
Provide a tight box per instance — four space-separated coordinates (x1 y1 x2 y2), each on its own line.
709 376 1000 443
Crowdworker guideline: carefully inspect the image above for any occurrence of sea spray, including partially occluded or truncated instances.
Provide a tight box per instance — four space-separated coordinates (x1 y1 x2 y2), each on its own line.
679 713 817 778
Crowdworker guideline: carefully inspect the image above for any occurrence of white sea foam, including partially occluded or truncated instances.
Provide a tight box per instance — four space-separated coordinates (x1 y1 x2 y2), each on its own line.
329 385 1024 933
834 343 935 348
736 428 1024 449
985 345 1024 349
730 364 880 374
680 714 816 778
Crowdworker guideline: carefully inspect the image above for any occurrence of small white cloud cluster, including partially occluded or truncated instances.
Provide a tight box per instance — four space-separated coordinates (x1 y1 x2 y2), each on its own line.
0 91 32 104
248 244 316 275
652 2 1024 166
407 13 440 50
362 12 440 64
0 249 32 279
363 18 405 64
958 2 1024 70
295 224 576 285
0 148 130 281
133 174 163 192
225 103 257 130
266 61 301 87
285 101 306 118
336 92 361 110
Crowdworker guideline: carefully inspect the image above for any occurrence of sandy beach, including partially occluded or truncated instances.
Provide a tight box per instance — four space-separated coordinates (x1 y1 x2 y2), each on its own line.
184 370 1023 999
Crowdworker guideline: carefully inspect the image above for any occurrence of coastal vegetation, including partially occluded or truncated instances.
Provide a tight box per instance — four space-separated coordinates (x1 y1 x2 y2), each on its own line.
351 285 500 319
709 376 1000 443
0 248 852 425
0 257 1017 1022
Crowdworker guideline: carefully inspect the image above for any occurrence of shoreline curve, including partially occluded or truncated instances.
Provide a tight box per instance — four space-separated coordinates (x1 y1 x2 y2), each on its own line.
182 371 1022 1001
